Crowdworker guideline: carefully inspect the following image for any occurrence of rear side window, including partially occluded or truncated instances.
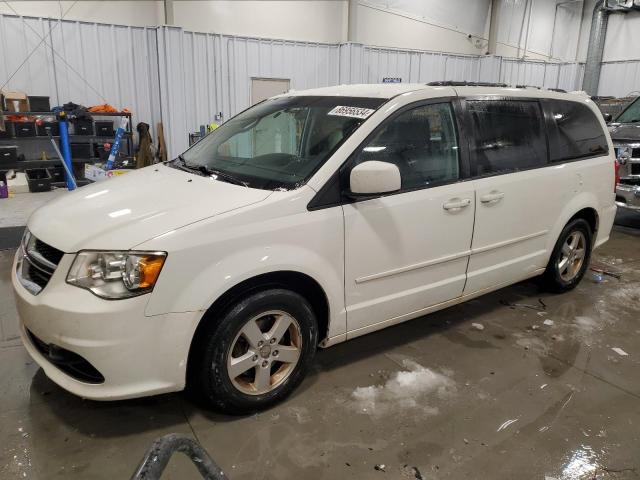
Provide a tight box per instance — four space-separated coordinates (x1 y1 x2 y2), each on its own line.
544 99 608 162
467 100 547 176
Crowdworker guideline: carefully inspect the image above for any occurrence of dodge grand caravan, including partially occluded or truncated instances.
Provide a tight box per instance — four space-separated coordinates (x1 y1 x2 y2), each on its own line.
13 84 617 413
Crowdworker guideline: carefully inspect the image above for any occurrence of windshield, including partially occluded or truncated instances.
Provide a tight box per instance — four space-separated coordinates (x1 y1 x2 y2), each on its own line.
615 97 640 123
175 95 386 190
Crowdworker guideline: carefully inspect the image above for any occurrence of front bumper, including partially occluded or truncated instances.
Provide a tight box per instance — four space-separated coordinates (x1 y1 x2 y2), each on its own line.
616 183 640 212
12 250 202 400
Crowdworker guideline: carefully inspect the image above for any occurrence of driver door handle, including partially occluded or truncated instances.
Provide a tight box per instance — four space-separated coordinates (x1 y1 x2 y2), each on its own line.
443 198 471 211
480 191 505 204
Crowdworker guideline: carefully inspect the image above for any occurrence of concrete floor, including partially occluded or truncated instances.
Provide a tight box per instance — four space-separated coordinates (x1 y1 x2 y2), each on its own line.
0 190 67 228
1 213 639 480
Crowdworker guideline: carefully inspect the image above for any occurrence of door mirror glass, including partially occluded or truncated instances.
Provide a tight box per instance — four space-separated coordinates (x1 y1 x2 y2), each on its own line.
603 113 612 123
349 161 401 195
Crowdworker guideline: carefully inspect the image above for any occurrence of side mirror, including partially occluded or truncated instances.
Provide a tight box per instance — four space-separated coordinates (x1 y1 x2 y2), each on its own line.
603 113 612 123
348 161 401 197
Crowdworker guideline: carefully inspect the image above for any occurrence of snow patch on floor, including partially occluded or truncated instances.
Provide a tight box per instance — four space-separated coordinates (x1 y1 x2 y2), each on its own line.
350 360 455 416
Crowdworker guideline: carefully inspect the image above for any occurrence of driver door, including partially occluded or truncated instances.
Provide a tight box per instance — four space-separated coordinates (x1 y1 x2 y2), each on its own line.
343 101 475 335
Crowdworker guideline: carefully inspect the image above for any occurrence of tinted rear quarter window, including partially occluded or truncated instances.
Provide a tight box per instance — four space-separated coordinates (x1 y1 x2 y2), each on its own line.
544 99 608 162
467 100 547 176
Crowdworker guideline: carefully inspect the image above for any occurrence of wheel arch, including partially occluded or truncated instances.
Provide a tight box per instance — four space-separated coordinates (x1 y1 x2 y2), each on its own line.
568 207 599 244
186 270 330 378
548 192 601 254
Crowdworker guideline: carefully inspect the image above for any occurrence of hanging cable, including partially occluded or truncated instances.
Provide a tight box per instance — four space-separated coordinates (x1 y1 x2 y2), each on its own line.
2 0 109 103
0 0 109 106
0 0 78 91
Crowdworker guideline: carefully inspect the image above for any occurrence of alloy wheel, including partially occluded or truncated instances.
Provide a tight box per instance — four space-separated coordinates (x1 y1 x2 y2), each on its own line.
557 230 587 282
226 310 302 395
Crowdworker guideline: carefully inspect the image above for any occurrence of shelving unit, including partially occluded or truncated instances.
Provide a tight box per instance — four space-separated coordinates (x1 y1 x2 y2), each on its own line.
0 110 134 173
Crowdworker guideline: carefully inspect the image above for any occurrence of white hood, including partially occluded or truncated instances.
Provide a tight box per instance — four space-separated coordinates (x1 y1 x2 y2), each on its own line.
28 164 272 252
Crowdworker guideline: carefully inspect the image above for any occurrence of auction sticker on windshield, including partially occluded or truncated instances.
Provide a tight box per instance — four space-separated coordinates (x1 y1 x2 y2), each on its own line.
328 106 375 119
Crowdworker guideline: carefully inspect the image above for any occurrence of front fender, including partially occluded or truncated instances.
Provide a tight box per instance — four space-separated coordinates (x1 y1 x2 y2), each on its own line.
141 195 346 339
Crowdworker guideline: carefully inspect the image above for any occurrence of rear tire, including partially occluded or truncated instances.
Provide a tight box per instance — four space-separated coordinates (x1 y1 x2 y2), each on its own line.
187 288 318 414
542 218 592 293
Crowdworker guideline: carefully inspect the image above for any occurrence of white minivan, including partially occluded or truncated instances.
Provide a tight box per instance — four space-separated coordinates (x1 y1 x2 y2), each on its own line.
13 83 617 412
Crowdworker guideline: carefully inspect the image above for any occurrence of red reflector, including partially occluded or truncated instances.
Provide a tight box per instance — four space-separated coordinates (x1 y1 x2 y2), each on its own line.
614 160 620 191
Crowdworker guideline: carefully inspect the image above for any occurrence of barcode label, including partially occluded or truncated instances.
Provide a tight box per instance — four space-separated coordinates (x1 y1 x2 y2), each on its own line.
327 106 375 119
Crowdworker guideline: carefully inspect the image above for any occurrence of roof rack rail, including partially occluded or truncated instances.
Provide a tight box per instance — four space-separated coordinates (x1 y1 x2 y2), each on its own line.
426 81 508 87
426 81 570 93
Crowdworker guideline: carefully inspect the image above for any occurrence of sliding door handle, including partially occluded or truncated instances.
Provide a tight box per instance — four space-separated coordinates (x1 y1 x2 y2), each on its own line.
443 198 471 211
480 191 505 204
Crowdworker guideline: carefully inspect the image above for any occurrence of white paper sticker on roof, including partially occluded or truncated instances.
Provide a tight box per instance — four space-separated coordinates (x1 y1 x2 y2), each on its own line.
327 106 375 119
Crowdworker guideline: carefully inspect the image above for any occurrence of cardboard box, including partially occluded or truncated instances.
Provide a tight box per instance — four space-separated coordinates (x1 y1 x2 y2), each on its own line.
8 172 29 194
1 90 30 112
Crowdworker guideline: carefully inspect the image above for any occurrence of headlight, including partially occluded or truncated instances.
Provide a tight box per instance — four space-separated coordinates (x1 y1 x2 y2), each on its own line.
67 251 166 299
615 146 632 165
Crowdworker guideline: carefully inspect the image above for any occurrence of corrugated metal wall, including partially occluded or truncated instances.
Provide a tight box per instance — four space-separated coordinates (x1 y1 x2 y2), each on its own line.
498 60 584 91
157 27 340 156
0 15 57 102
352 46 586 92
599 61 640 97
4 12 639 162
358 46 481 84
557 63 585 93
0 14 161 131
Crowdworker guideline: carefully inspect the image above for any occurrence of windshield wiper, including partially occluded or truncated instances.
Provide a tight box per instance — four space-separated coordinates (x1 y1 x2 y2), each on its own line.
173 155 202 173
174 156 248 187
200 166 249 187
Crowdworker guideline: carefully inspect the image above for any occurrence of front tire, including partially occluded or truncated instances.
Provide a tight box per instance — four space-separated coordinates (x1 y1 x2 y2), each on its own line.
542 218 592 293
188 289 318 414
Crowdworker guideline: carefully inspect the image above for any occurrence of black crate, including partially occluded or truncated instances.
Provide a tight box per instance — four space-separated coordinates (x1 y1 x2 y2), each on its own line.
28 96 50 112
95 121 115 137
14 122 36 137
25 168 52 192
0 121 13 138
36 121 59 136
0 146 18 164
74 118 94 136
47 166 65 182
70 142 92 159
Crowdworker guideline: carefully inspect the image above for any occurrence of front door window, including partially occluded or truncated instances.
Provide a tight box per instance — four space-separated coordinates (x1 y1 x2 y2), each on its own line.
351 102 460 190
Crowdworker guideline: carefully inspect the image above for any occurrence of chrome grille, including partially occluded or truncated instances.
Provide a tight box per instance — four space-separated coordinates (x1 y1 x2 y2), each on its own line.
16 230 64 295
33 238 64 265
